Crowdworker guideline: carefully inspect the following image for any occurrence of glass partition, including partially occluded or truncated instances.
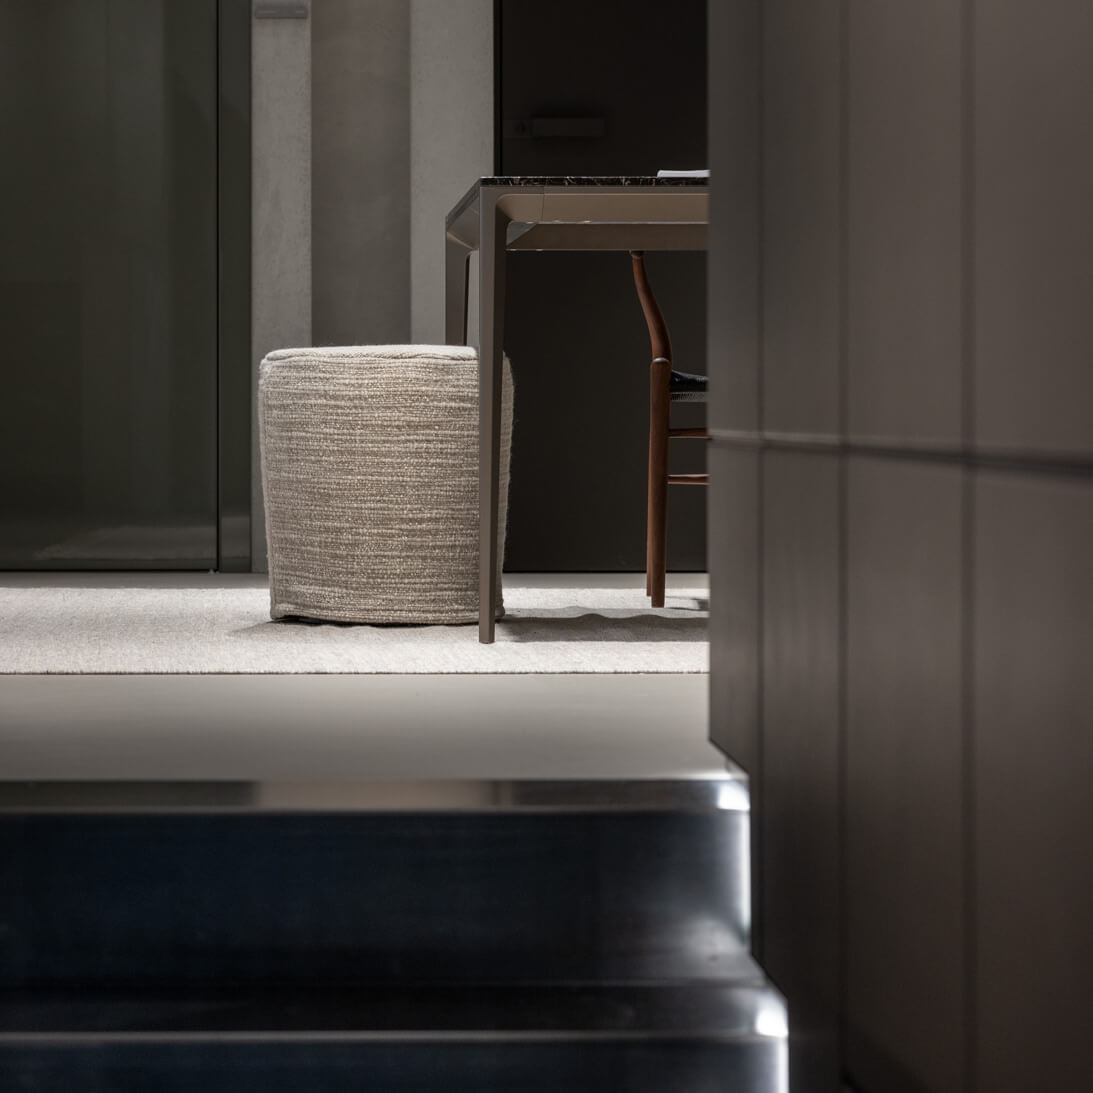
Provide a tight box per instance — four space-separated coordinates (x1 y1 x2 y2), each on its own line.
0 0 219 568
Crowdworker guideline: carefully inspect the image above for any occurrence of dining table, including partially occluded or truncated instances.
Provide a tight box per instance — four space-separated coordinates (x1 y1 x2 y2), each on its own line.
444 176 709 643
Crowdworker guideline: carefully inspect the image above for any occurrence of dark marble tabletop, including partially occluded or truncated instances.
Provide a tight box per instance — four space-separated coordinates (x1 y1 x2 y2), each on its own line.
447 175 709 234
478 175 708 186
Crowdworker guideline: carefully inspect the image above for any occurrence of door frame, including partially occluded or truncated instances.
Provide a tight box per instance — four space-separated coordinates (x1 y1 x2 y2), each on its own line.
216 0 253 571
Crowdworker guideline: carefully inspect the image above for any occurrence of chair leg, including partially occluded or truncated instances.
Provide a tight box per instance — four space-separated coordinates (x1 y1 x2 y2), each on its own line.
647 356 671 608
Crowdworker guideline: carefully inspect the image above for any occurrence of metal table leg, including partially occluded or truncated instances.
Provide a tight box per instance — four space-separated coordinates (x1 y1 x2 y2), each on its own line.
477 193 507 643
445 237 470 346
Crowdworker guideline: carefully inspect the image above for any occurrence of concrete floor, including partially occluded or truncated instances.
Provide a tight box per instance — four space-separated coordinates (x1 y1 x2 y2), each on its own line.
0 574 720 781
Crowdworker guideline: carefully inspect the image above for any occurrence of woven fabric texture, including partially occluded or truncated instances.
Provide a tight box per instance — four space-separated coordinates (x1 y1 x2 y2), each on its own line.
258 345 513 624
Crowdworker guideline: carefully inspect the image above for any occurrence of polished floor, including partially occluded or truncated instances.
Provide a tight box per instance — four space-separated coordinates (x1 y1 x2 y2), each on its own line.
0 573 718 781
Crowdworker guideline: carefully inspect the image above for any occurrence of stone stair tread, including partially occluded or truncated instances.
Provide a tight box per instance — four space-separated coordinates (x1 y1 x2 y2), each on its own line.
1 977 781 1041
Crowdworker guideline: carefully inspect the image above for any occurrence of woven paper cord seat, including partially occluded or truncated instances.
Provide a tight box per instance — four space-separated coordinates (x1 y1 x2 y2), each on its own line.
258 345 513 624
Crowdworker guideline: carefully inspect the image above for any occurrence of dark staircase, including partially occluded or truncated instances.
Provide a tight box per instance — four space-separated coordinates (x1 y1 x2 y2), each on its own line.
0 778 786 1091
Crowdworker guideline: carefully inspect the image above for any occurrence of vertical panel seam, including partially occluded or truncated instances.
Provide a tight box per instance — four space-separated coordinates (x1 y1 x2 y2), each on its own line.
754 0 767 965
963 427 977 1093
962 1 978 1089
837 0 851 1082
215 0 224 571
839 0 850 447
493 0 503 174
962 0 976 451
756 0 771 440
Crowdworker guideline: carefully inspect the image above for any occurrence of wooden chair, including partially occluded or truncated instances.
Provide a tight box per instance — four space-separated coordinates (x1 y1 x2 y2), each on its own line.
630 250 708 607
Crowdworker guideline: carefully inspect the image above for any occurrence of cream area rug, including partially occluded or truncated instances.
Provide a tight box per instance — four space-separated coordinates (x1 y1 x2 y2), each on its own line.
0 577 708 675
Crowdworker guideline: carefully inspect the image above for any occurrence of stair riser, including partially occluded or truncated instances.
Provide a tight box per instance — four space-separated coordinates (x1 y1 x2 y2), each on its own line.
0 1040 784 1093
0 811 749 987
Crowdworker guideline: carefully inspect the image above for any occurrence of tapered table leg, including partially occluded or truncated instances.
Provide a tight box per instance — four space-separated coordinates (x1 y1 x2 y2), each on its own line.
478 195 507 643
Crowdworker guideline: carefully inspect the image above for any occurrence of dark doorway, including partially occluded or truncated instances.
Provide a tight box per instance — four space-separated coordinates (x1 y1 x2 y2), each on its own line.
497 0 707 571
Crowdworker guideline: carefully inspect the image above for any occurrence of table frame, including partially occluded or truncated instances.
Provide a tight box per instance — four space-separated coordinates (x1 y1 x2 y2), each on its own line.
445 179 709 643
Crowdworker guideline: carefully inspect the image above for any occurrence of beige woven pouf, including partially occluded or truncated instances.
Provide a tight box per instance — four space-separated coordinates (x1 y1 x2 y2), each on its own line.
258 344 513 624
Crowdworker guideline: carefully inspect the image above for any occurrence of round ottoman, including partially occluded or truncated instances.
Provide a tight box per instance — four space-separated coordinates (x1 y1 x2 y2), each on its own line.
258 344 513 624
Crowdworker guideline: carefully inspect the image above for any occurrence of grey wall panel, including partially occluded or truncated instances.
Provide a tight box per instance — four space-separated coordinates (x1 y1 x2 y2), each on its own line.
847 0 963 446
762 0 841 438
974 472 1093 1093
409 0 492 346
707 439 761 961
707 0 760 435
218 0 254 571
310 3 494 368
707 442 760 776
709 0 1093 1087
974 0 1093 458
845 457 965 1093
251 5 311 571
761 451 842 1093
312 0 410 346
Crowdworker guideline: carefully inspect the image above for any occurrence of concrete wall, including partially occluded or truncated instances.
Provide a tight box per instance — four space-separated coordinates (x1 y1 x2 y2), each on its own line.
409 0 493 346
310 0 492 348
312 0 410 345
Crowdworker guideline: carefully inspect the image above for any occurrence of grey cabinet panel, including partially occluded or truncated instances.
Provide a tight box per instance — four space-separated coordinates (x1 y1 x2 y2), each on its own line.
974 1 1093 458
707 0 760 435
707 442 760 776
845 457 965 1093
847 0 963 446
974 472 1093 1092
761 452 841 1093
762 0 841 438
